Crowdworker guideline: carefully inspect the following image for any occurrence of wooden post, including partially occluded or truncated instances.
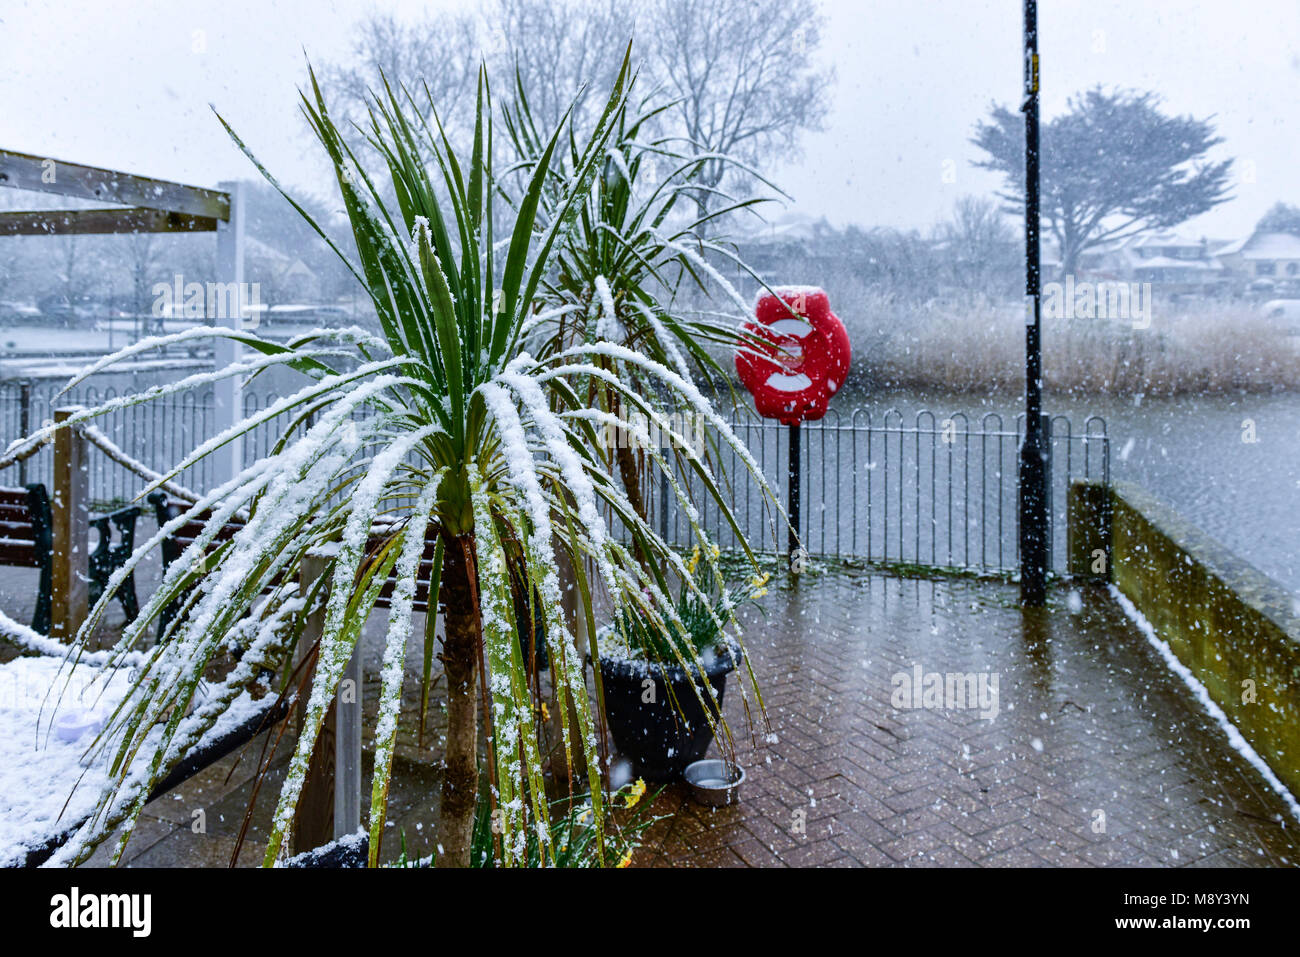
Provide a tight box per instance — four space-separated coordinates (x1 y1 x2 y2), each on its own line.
50 408 88 642
292 554 335 854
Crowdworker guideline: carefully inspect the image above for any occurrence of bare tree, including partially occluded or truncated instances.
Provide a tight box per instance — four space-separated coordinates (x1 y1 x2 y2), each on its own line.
57 235 86 313
321 10 481 141
646 0 834 218
321 2 628 146
493 0 630 135
934 196 1019 297
0 237 28 305
121 231 159 340
320 0 834 213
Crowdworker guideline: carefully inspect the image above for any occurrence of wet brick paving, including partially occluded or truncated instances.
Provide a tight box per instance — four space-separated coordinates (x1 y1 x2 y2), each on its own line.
634 569 1300 867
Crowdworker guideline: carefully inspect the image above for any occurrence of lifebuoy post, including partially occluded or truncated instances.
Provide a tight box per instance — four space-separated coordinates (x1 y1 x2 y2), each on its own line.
788 421 800 563
735 287 851 575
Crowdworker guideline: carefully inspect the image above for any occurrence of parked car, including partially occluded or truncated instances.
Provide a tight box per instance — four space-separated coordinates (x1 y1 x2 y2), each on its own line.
265 303 352 326
0 301 41 326
152 300 266 330
1259 299 1300 321
1260 299 1300 338
36 294 101 327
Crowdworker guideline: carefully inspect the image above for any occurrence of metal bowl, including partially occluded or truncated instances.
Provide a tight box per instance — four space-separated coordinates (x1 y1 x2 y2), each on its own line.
683 759 745 807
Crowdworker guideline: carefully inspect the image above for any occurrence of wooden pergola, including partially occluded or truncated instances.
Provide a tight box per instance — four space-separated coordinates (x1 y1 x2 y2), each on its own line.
0 148 246 485
0 152 365 851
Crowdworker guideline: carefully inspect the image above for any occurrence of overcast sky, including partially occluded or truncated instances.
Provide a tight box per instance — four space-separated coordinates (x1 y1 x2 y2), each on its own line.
1 0 1296 238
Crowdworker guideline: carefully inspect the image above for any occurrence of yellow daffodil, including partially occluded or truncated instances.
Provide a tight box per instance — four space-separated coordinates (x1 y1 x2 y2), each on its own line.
686 545 700 575
617 848 634 868
624 777 647 809
710 544 721 559
540 701 550 723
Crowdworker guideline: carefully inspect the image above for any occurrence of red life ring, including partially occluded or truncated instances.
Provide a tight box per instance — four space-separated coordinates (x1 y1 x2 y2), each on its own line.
735 286 851 425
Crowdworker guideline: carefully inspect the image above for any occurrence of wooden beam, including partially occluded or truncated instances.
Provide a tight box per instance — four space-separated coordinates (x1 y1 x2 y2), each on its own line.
0 207 220 236
0 149 229 220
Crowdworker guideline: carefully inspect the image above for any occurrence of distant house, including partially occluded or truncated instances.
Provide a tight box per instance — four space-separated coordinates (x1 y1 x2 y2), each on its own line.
1077 231 1230 295
245 236 319 302
1038 237 1063 276
732 210 838 274
1214 231 1300 294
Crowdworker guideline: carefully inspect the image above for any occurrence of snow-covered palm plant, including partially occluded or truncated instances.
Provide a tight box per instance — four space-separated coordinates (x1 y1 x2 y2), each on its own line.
504 80 775 529
38 54 780 868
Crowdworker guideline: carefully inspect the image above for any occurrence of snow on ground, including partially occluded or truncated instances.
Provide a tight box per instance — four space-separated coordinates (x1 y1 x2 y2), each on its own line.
0 326 163 356
0 356 210 380
0 655 133 866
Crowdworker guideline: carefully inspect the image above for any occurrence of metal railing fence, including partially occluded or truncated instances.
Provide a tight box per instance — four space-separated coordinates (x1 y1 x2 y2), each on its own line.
0 380 1108 575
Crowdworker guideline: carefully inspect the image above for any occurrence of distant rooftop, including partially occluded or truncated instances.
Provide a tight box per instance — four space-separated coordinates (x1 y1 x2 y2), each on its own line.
734 209 833 244
1217 231 1300 259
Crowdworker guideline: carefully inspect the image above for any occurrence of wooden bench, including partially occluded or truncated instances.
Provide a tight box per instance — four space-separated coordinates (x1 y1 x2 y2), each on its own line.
372 527 441 613
0 485 140 634
147 496 543 664
150 492 443 609
0 485 52 632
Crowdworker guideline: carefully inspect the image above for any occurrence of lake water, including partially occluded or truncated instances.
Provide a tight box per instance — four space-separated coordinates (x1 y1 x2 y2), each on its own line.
857 389 1300 595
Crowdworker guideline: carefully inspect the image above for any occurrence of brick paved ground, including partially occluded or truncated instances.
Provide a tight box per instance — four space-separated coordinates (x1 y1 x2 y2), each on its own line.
3 561 1297 867
633 569 1300 868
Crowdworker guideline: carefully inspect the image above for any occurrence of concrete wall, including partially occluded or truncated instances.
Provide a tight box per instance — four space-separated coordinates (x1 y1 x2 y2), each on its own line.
1070 479 1300 797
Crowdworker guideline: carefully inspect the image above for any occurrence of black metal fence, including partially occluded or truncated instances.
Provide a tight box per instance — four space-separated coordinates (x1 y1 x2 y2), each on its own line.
0 380 1108 575
644 408 1109 575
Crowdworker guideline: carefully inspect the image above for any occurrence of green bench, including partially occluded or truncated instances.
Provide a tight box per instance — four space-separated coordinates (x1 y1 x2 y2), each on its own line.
0 484 140 634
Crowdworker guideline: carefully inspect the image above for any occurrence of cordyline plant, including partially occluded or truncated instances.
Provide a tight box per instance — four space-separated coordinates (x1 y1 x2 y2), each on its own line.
29 50 783 868
504 76 777 534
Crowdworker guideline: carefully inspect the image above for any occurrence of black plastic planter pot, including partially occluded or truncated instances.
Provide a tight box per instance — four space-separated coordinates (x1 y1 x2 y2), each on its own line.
598 640 742 781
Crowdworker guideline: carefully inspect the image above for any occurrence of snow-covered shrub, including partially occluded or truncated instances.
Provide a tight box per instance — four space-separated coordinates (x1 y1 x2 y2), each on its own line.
25 54 780 868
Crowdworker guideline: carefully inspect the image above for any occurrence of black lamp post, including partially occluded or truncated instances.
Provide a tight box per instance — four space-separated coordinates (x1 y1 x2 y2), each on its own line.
1019 0 1050 605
